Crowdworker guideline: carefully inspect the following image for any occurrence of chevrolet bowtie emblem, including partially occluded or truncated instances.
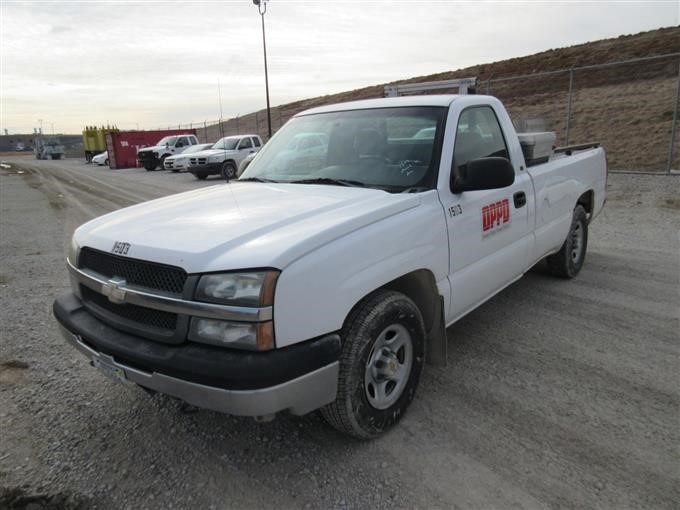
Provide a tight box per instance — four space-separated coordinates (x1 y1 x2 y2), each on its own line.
102 277 127 304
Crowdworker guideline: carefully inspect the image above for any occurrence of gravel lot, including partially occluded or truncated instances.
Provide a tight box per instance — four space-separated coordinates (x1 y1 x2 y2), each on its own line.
1 156 678 509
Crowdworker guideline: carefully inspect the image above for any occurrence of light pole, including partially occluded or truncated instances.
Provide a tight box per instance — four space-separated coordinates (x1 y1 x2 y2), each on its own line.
253 0 272 139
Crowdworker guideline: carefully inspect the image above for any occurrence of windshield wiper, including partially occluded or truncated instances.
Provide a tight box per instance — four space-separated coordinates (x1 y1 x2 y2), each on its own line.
287 178 366 187
239 177 280 183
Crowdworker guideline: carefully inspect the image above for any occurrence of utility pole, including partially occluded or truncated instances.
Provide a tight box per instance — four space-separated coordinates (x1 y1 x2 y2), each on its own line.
253 0 272 139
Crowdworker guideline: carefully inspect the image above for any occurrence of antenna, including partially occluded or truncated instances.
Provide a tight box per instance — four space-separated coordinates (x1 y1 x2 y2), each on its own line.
217 79 225 140
217 78 229 180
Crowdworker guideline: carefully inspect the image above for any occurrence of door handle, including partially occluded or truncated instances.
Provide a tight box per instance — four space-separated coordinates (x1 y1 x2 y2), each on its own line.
513 191 526 208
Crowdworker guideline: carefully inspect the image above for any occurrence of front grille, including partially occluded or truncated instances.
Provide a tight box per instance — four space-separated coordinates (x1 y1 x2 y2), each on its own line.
81 286 178 331
189 157 207 166
165 160 174 168
79 247 187 295
137 151 154 161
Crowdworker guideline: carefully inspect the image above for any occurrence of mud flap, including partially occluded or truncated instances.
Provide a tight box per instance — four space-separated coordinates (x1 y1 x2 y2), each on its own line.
426 296 447 366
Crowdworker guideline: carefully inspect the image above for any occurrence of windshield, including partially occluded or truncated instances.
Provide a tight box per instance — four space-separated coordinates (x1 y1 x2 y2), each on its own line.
157 136 177 146
211 137 239 150
240 107 446 192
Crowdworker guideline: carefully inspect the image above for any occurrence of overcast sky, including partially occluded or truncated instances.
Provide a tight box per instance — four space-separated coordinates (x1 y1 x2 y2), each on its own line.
1 1 677 134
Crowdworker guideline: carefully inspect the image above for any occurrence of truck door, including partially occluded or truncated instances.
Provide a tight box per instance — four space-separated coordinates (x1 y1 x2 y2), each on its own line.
441 105 532 321
236 137 255 164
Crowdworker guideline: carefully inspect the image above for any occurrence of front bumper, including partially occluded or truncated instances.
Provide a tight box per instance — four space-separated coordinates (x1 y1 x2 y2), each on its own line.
53 292 340 417
187 162 222 176
137 152 159 167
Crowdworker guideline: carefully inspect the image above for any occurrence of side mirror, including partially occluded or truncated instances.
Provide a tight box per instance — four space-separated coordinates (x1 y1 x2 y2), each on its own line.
451 157 515 193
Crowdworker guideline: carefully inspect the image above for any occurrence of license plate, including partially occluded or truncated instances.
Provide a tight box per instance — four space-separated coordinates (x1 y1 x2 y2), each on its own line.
92 356 127 383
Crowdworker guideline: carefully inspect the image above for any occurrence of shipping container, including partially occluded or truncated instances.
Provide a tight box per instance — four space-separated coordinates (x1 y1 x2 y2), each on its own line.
105 129 196 169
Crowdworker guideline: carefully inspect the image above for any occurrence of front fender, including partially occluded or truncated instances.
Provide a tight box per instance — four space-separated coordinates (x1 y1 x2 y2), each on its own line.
273 192 449 347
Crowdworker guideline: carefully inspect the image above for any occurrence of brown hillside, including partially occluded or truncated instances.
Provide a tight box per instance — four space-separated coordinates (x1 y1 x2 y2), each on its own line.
199 27 680 171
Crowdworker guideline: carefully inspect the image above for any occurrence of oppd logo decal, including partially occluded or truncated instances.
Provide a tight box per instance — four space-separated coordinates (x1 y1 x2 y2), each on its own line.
482 198 510 236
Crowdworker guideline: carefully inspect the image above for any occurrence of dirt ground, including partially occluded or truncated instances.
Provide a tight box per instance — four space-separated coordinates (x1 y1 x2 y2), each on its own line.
0 157 678 509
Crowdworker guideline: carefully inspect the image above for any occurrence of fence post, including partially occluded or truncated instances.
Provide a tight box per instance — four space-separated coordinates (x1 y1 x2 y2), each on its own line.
486 79 491 95
256 112 260 137
204 120 207 142
666 60 680 174
565 68 574 146
236 115 239 134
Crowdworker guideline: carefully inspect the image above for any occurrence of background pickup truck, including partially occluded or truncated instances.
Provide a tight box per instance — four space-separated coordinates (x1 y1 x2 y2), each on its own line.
187 134 262 180
137 134 200 171
54 95 606 439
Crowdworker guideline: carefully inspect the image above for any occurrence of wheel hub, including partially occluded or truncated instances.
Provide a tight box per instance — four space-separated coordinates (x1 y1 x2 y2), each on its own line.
364 324 413 410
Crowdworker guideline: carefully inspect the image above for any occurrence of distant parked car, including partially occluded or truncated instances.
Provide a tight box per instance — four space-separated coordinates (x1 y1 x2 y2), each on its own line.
92 151 109 166
164 143 213 172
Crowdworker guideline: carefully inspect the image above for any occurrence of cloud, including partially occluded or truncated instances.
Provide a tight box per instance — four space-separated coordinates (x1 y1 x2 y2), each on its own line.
49 25 71 35
1 1 677 134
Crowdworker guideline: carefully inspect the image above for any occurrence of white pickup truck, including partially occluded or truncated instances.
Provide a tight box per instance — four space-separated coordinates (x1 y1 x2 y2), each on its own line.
137 134 200 171
187 134 263 180
54 95 606 439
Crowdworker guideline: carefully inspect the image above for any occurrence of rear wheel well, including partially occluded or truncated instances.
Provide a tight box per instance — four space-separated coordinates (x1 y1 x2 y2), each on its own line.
577 190 594 221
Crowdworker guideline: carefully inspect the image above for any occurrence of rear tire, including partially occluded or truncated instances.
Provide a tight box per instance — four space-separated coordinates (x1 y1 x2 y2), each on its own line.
321 290 425 439
546 205 588 278
105 159 109 166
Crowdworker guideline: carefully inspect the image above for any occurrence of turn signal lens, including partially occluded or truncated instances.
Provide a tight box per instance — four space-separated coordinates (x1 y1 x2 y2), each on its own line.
189 318 275 351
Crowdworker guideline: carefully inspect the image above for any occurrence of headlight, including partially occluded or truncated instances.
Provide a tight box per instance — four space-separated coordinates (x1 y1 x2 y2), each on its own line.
68 237 80 265
195 271 278 307
189 318 274 351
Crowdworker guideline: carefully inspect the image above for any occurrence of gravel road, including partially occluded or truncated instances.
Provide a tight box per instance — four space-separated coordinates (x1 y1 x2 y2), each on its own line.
1 156 678 509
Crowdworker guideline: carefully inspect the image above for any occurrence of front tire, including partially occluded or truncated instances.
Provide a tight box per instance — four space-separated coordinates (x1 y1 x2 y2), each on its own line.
321 290 425 439
194 173 207 180
221 161 236 180
144 163 156 171
546 205 588 278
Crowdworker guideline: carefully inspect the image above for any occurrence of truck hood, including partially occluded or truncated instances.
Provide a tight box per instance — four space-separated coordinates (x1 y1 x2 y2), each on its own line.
186 148 238 158
138 145 164 154
74 183 421 273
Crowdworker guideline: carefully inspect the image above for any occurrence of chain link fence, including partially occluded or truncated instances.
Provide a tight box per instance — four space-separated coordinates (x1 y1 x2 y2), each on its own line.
183 53 679 174
485 53 679 173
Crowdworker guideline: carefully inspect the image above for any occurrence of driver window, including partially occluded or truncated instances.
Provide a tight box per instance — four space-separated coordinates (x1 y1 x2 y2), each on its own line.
176 137 187 148
239 137 253 150
453 106 509 175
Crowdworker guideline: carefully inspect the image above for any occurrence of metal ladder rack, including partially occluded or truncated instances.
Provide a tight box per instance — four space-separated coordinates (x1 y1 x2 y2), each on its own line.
384 77 478 97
